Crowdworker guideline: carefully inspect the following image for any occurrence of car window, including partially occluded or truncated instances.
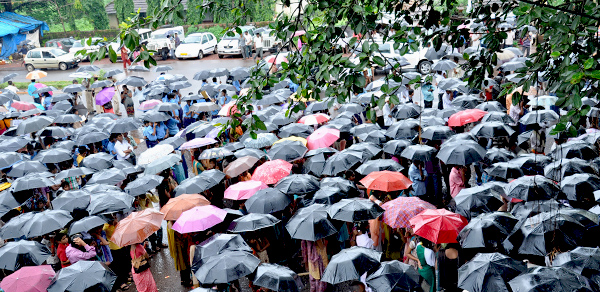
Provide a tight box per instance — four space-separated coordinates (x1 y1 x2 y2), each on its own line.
208 34 214 41
202 36 208 44
47 41 56 47
183 35 202 44
28 51 41 58
42 51 54 58
51 49 66 57
72 41 82 48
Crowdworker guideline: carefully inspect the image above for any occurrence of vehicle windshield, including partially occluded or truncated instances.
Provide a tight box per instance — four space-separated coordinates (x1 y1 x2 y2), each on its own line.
51 49 66 56
72 41 82 48
151 33 168 39
183 36 202 44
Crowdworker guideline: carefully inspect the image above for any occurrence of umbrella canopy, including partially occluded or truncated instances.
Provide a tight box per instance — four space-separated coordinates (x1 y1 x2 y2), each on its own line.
508 266 594 292
386 120 419 139
452 185 504 220
105 118 142 134
0 137 33 152
87 191 134 215
19 210 72 238
53 114 82 124
124 174 163 196
16 116 53 135
10 174 55 193
138 144 174 165
195 251 260 285
458 212 519 250
383 140 412 156
356 159 404 176
0 152 25 170
286 204 338 241
458 253 527 292
180 137 217 150
51 189 91 213
471 122 515 138
243 133 278 149
253 263 303 292
36 126 73 138
81 152 114 171
360 171 412 192
245 188 293 214
561 174 600 201
0 241 50 271
366 260 421 292
409 209 468 244
322 149 363 176
228 213 280 232
421 125 455 141
224 180 268 200
224 156 259 178
484 147 516 165
544 158 595 181
381 196 436 228
519 109 560 125
321 246 382 284
192 234 253 271
110 208 163 247
393 103 421 119
6 160 47 177
327 198 384 222
275 174 320 195
87 168 127 185
0 212 37 239
279 123 314 138
174 169 225 196
75 132 110 146
485 162 524 180
505 175 561 201
552 247 600 287
437 140 486 165
400 144 436 161
46 260 117 292
447 109 487 127
68 216 107 235
551 140 598 160
267 140 307 162
307 127 340 150
160 194 210 220
0 265 55 292
252 159 292 185
143 153 182 175
173 205 227 233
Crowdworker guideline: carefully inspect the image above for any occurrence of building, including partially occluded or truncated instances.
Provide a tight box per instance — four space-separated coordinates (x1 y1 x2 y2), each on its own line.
0 12 48 60
105 0 213 29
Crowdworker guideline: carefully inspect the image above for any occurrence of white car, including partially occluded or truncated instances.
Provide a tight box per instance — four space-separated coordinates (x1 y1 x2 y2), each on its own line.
69 38 104 60
217 25 255 58
109 28 152 61
175 32 218 59
352 41 433 74
146 26 185 60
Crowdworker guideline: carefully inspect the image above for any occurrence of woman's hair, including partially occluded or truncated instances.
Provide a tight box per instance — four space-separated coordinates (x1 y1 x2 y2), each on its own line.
56 232 68 242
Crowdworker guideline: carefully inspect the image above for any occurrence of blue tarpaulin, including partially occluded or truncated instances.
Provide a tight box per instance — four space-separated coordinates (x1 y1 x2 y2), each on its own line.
0 12 49 59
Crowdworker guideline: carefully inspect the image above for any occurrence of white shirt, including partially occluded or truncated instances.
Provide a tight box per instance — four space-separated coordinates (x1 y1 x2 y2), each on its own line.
244 34 253 46
4 85 17 93
254 36 263 48
114 140 133 160
356 233 374 249
443 92 453 109
383 103 395 126
420 243 436 266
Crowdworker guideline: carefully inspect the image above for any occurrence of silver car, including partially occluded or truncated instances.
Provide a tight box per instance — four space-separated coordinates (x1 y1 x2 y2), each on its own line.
24 48 80 72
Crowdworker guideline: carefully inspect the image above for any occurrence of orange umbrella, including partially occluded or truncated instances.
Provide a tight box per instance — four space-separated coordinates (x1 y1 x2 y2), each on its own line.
360 170 412 192
160 194 210 220
110 208 163 247
224 156 260 178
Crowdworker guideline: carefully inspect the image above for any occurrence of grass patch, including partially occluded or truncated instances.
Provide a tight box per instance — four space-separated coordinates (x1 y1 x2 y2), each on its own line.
1 81 74 91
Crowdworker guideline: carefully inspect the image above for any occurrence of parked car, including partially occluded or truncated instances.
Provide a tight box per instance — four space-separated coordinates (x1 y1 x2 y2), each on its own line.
255 27 285 53
216 25 255 58
175 32 218 59
45 38 76 52
24 47 80 71
69 38 106 61
351 41 433 74
146 26 185 60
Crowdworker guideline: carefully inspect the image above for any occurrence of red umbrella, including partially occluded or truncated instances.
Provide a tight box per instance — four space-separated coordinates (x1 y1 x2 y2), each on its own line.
252 159 293 184
11 101 36 111
409 209 468 244
359 170 412 192
447 109 487 127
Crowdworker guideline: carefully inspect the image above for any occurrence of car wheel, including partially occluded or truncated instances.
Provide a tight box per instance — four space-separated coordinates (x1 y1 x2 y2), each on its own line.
25 64 35 72
59 62 68 71
418 61 432 75
161 49 168 60
198 50 204 59
218 54 223 59
178 58 184 60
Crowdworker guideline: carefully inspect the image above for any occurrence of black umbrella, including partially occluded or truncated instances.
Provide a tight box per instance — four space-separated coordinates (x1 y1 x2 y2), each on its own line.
87 191 134 215
0 190 19 217
230 67 250 81
278 123 314 138
76 132 110 146
195 251 259 285
458 252 527 292
55 167 95 181
508 266 594 292
356 159 404 175
20 210 73 238
312 186 348 205
544 158 595 181
366 260 421 292
470 122 515 138
105 117 142 134
69 215 107 235
458 212 519 250
245 188 292 214
476 101 506 112
385 120 419 139
47 260 117 292
50 93 73 103
286 204 338 241
81 152 114 171
194 70 211 80
192 123 217 138
321 177 358 193
485 162 524 179
228 213 280 232
15 116 54 135
36 126 73 138
52 189 91 212
327 198 384 222
484 147 515 165
143 153 182 175
268 140 307 162
32 85 59 95
561 174 600 201
551 140 598 160
6 160 47 177
383 140 412 156
87 168 127 185
505 175 561 201
83 183 122 194
339 103 364 114
0 152 26 169
453 185 504 220
303 153 327 176
124 175 163 196
437 140 486 165
104 69 124 78
10 174 55 192
234 148 267 159
253 263 303 292
0 240 50 271
358 130 387 144
325 118 354 132
350 124 381 137
509 199 566 220
421 115 446 127
519 109 560 125
393 103 421 119
33 148 72 164
0 73 17 84
305 100 330 113
421 125 455 141
553 247 600 287
141 111 170 122
54 114 82 124
510 153 552 175
159 136 186 149
321 246 382 284
347 142 382 161
174 169 226 196
90 80 113 89
400 144 436 161
112 160 142 175
192 233 253 268
77 65 100 72
62 84 86 93
322 149 363 176
19 108 43 118
481 111 516 124
276 174 320 195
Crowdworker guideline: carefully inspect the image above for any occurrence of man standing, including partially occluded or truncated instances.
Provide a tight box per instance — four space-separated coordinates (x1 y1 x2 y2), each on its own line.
114 133 134 163
421 82 435 108
28 79 39 104
174 33 181 48
82 77 95 114
5 81 17 94
244 31 253 59
254 33 263 61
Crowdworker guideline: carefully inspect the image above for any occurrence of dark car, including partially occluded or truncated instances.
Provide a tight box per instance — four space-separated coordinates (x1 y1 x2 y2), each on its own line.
45 38 76 52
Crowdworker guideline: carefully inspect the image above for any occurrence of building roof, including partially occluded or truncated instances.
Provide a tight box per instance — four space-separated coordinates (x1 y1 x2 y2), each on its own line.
0 12 49 37
106 0 189 14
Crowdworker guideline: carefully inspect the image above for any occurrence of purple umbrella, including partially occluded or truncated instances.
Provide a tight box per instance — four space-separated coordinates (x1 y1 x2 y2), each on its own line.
179 138 218 150
95 87 115 106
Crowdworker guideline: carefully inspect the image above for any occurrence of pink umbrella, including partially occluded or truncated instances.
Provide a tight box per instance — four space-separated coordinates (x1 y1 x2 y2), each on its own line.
95 87 115 106
139 100 162 111
224 180 268 200
172 205 227 233
252 159 293 184
34 83 52 95
307 127 340 150
11 101 36 111
265 55 288 64
0 265 55 292
299 113 330 125
180 137 218 150
218 102 239 116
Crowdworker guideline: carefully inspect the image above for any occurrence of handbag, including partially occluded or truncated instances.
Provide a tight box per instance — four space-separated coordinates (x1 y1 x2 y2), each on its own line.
132 253 150 273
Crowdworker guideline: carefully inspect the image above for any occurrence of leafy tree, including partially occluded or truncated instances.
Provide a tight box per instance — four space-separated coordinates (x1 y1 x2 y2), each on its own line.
114 0 134 23
186 0 204 25
83 0 110 30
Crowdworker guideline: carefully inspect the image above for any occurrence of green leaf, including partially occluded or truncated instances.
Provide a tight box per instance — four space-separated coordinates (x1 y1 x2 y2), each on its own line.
584 58 595 70
571 72 584 84
588 70 600 79
108 46 117 63
573 94 582 108
550 51 560 58
372 56 385 67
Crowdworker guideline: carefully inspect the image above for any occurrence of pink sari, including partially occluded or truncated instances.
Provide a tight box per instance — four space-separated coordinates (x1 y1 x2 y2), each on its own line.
130 244 158 292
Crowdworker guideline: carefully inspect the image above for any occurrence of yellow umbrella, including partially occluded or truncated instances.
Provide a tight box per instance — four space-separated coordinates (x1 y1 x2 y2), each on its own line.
273 136 308 146
290 90 316 102
25 70 47 80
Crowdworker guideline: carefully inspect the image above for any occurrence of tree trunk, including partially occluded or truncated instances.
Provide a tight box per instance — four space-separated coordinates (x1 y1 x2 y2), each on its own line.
50 0 67 33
